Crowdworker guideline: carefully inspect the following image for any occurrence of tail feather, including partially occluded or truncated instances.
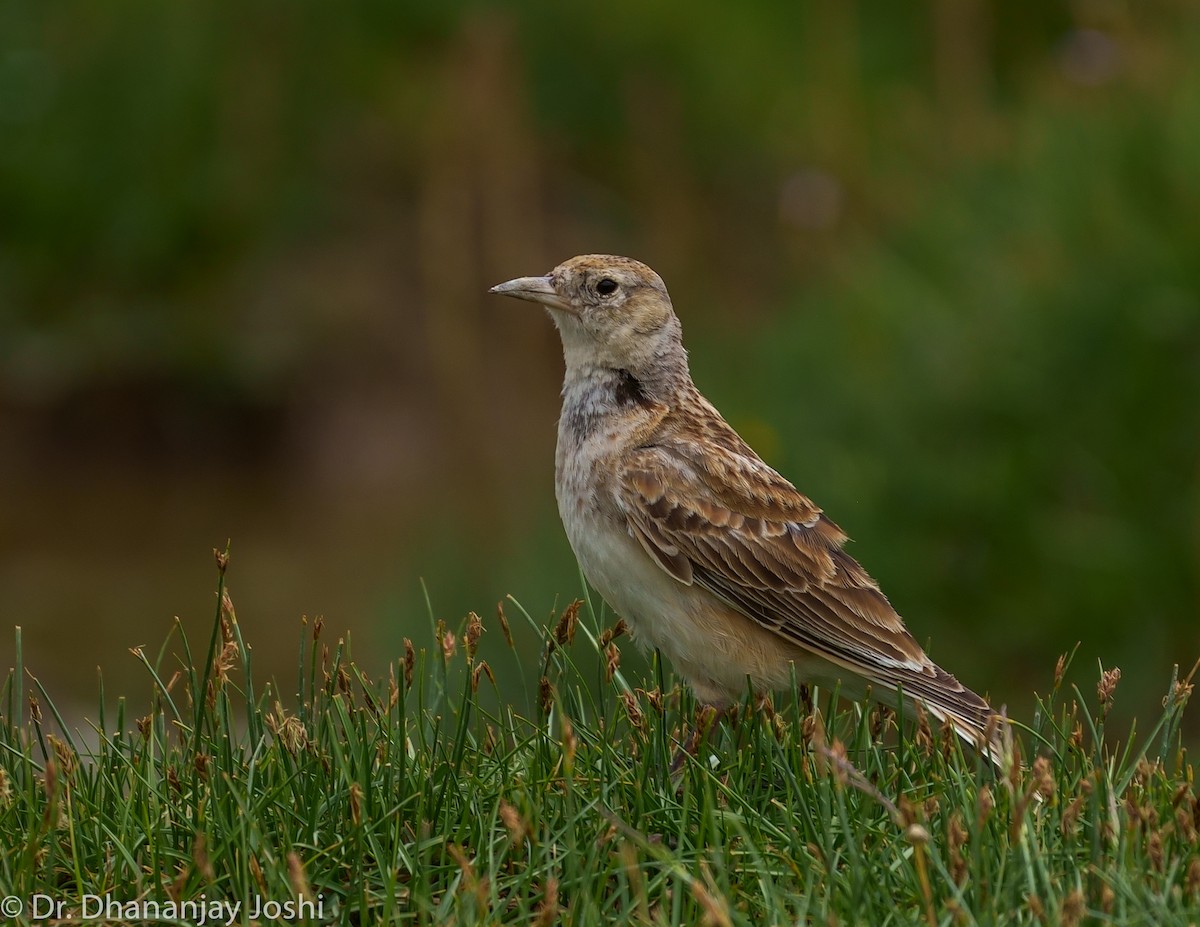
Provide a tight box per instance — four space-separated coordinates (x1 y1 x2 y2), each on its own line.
884 663 1005 767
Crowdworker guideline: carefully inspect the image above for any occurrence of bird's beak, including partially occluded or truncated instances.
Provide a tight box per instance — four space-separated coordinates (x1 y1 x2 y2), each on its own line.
488 275 575 314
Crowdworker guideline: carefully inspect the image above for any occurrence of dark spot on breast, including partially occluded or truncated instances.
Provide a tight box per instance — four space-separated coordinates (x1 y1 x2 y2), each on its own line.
613 369 650 408
562 405 593 440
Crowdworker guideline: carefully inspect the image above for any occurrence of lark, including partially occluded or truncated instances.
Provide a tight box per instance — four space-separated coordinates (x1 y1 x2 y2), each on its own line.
491 254 1001 757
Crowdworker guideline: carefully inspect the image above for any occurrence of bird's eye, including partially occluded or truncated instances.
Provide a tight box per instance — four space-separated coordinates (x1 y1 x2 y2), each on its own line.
595 278 618 296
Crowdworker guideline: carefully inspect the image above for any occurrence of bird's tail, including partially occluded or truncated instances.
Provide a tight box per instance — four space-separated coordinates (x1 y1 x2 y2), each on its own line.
889 664 1006 768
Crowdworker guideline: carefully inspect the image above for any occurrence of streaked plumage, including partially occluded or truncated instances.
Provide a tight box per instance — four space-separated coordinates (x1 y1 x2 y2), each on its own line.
490 254 1001 759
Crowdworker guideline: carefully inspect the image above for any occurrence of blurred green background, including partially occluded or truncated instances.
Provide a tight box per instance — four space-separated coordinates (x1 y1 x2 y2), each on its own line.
1 1 1197 735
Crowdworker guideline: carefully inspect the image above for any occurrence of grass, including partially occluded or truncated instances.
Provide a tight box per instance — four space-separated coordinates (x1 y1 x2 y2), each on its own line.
1 551 1198 926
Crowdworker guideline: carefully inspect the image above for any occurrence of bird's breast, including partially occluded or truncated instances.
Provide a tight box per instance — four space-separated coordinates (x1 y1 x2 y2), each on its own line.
554 409 622 524
554 375 650 512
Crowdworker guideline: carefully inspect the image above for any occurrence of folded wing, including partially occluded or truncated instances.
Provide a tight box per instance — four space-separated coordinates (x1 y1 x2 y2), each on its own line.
616 441 998 753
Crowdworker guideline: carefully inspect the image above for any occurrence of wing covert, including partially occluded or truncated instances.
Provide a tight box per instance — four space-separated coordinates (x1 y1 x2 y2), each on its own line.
616 444 930 673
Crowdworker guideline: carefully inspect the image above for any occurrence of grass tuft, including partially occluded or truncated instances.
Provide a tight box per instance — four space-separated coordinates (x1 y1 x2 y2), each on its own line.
0 554 1197 925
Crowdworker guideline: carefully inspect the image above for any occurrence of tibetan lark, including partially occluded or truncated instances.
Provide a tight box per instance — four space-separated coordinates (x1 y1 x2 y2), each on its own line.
491 254 1001 758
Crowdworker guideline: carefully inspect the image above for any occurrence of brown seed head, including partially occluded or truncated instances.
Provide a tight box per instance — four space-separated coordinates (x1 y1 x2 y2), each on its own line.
977 785 994 826
621 691 647 735
1186 857 1200 899
1062 796 1085 836
1031 756 1055 800
533 877 560 927
499 800 530 844
471 660 495 693
913 702 933 757
404 638 415 687
249 855 267 895
1147 830 1164 871
553 599 581 647
288 851 312 902
604 641 621 682
1061 888 1085 927
465 611 483 662
947 812 969 885
441 630 457 661
1097 666 1121 714
869 703 893 741
496 601 514 648
560 714 577 772
47 734 76 780
266 703 308 755
600 619 628 647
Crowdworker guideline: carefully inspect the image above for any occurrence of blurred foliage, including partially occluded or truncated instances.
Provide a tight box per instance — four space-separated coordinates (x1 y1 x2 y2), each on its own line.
0 0 1197 731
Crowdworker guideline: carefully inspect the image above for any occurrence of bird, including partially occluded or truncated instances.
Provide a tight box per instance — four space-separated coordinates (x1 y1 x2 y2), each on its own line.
490 254 1002 760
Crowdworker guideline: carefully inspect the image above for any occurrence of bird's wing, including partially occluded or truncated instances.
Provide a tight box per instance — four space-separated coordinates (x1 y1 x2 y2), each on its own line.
615 440 1000 761
616 441 934 673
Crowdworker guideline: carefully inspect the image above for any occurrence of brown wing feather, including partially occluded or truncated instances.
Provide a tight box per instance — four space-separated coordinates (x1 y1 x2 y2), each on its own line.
618 444 928 669
616 440 998 753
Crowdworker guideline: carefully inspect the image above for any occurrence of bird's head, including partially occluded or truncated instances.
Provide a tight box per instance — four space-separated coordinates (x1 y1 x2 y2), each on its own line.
489 254 687 383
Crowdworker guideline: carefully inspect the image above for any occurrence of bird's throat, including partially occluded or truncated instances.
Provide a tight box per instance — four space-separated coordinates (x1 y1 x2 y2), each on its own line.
559 366 661 445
